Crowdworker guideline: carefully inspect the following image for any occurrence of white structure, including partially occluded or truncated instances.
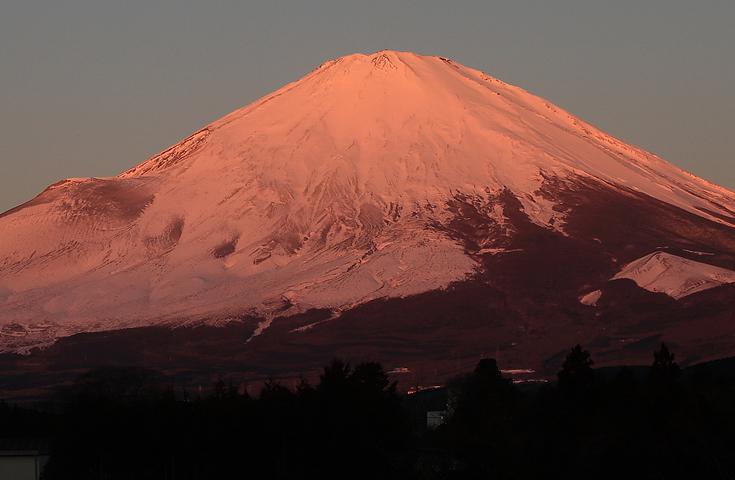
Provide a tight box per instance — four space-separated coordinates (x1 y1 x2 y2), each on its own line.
0 449 48 480
427 410 447 429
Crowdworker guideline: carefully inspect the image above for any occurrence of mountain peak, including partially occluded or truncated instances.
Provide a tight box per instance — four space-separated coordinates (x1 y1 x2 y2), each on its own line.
316 50 489 80
171 51 733 227
331 49 420 62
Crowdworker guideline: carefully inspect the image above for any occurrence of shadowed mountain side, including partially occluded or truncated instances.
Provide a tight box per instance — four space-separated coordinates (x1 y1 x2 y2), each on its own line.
1 278 734 401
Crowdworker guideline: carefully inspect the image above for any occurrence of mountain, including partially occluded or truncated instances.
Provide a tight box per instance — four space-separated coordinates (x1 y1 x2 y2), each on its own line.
1 51 735 394
611 251 735 299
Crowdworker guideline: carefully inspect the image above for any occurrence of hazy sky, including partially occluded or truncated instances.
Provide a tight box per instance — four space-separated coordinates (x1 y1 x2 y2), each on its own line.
1 1 733 212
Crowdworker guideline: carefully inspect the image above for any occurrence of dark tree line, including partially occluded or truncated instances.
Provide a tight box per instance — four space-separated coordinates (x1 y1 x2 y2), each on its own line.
2 344 735 479
25 360 410 480
422 343 733 479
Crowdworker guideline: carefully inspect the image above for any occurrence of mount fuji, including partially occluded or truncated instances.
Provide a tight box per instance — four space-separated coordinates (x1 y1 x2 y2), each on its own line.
2 51 735 394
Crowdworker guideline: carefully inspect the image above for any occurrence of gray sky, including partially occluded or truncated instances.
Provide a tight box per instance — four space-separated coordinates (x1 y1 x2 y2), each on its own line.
1 0 733 212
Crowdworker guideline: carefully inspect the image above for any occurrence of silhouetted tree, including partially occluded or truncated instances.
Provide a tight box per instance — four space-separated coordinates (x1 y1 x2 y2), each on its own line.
450 358 514 426
351 361 393 394
259 378 294 403
304 359 411 479
442 358 517 477
650 342 681 385
558 344 595 396
474 358 503 383
317 358 352 396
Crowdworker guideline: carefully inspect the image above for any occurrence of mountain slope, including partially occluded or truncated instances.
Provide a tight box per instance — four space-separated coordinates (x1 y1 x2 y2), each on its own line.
1 50 734 362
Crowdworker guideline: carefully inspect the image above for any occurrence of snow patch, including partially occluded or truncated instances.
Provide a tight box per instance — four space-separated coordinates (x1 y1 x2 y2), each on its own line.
579 290 602 306
246 315 274 343
613 252 735 299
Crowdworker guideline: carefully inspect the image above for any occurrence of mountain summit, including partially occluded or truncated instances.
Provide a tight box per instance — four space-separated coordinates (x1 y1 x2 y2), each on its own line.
1 52 734 375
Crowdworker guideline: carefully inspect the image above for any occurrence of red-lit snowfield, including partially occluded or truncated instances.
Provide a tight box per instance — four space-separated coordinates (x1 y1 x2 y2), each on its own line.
1 51 735 388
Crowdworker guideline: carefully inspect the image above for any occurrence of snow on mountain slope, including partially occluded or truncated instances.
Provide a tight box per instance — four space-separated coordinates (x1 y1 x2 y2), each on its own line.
612 252 735 299
1 50 735 350
121 51 735 227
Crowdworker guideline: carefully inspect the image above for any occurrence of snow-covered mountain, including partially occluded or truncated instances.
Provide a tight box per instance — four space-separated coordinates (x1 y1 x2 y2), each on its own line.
580 251 735 306
613 252 735 299
1 51 734 381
